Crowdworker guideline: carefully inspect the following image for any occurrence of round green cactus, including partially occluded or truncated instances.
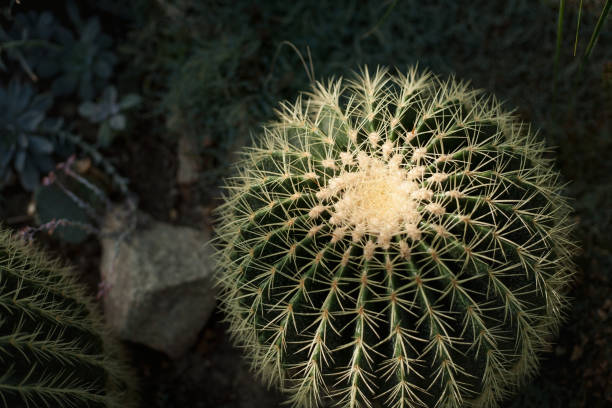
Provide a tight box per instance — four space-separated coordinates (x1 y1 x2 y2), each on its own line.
214 67 577 408
0 228 135 408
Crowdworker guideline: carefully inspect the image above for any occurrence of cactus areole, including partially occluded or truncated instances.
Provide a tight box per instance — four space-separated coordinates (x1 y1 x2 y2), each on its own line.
214 67 576 408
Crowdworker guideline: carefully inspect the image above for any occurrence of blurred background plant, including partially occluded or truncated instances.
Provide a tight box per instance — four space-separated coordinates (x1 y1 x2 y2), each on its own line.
121 0 611 197
0 10 58 82
0 0 139 244
44 2 116 100
1 1 117 100
78 86 141 147
554 0 611 92
0 79 61 191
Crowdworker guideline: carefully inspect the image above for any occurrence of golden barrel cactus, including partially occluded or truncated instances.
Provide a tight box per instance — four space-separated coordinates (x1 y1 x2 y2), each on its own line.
214 67 577 408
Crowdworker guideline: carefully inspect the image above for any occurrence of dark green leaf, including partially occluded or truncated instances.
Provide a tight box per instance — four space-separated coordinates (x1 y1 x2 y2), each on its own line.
97 121 113 147
17 133 28 149
19 158 39 191
52 73 78 96
109 114 126 130
28 136 54 154
119 94 141 110
65 0 83 29
29 93 53 113
78 101 101 120
34 183 90 243
0 145 15 168
14 149 26 171
18 111 44 131
37 60 61 78
30 151 55 173
103 86 118 104
81 18 101 44
78 72 95 101
94 59 112 78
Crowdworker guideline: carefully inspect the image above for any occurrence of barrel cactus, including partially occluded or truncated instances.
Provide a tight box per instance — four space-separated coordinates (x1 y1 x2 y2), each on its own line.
214 67 576 408
0 228 135 407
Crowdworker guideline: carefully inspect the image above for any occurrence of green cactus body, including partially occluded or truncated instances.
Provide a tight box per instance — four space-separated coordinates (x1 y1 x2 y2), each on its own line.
0 228 135 408
215 67 576 408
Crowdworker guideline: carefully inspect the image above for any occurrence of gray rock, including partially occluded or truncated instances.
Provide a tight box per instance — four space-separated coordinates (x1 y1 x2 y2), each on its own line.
177 135 201 185
100 209 216 358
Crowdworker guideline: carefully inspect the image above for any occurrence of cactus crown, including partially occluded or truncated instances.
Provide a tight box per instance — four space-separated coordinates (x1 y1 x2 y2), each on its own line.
214 67 577 408
0 228 135 408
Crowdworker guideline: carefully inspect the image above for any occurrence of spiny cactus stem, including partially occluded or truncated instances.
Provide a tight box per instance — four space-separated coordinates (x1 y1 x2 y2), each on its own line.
0 228 136 407
215 66 576 408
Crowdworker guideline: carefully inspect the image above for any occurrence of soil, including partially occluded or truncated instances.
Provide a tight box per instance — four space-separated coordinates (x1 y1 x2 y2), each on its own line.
128 313 285 408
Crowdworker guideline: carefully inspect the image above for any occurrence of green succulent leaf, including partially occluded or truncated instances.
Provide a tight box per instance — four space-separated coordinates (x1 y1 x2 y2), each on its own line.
94 58 113 78
109 114 126 130
18 158 39 191
103 85 118 105
28 136 54 154
65 0 83 29
34 183 90 243
118 94 141 110
81 18 101 44
0 145 15 169
13 148 26 171
79 86 139 146
52 72 79 96
97 121 114 147
0 79 59 191
4 5 117 100
78 100 100 119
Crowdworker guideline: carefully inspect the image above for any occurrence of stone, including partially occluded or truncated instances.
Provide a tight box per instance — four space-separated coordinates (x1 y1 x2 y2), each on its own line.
100 208 216 358
177 135 201 185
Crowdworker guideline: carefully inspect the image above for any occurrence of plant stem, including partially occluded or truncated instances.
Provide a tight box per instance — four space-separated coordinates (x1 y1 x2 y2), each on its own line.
553 0 566 96
579 0 611 74
573 0 583 56
361 0 399 39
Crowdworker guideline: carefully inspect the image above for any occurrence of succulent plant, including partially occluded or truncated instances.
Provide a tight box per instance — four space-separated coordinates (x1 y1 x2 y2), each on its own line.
0 227 136 408
78 86 141 147
214 67 577 408
48 5 117 101
0 79 61 191
34 182 93 244
2 3 116 101
0 11 58 80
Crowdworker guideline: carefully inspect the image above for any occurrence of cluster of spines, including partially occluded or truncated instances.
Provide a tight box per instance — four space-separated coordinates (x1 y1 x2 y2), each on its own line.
214 67 576 408
0 228 135 408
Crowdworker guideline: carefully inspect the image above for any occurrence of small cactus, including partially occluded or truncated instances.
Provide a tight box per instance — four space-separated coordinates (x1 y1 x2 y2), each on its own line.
0 228 135 408
214 67 577 408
